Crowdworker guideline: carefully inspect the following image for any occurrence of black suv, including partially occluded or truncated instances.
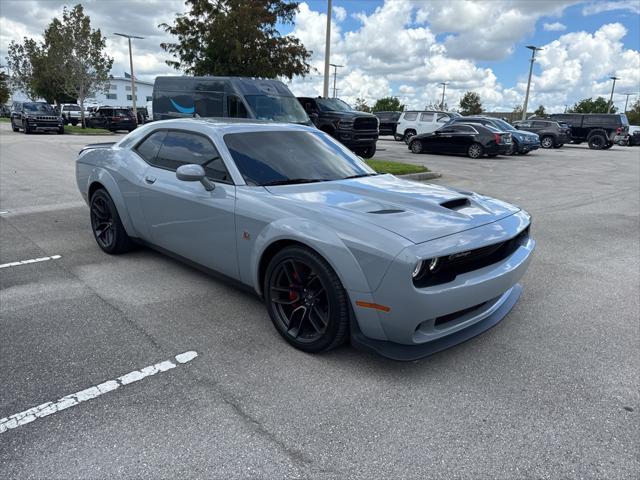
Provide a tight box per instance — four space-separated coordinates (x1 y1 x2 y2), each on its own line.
373 111 401 136
10 101 64 134
86 107 137 132
297 97 379 158
542 113 629 149
513 119 571 148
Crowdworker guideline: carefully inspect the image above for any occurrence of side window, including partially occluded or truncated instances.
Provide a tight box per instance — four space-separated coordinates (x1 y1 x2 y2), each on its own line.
452 125 473 133
135 130 166 163
436 113 450 122
156 131 231 183
420 112 434 122
532 121 547 128
403 112 418 121
194 93 223 117
227 95 248 118
519 121 532 128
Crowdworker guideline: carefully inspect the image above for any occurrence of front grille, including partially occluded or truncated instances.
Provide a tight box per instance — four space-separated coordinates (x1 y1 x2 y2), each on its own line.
354 117 378 130
35 116 58 121
414 225 530 288
434 302 487 327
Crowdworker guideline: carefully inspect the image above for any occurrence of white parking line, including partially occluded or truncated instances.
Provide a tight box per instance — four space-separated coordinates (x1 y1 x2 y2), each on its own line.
0 255 62 269
0 351 198 434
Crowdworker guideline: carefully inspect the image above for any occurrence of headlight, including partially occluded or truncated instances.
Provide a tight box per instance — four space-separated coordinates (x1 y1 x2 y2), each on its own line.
338 119 354 128
412 261 424 278
412 258 440 280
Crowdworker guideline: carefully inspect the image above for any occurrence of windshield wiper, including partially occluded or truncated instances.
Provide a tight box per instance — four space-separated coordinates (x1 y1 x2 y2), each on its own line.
261 178 328 186
343 173 378 180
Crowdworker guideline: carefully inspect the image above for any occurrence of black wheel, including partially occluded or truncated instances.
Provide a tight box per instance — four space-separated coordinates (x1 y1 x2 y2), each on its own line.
11 119 19 132
404 130 416 144
264 246 349 353
509 139 519 155
540 136 554 149
71 120 78 126
359 144 376 159
467 143 484 159
57 126 64 134
90 189 133 254
22 120 31 134
410 140 423 154
588 134 606 150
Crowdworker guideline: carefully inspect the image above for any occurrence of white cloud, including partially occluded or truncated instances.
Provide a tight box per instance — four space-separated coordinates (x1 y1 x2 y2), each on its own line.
582 1 640 15
544 22 567 31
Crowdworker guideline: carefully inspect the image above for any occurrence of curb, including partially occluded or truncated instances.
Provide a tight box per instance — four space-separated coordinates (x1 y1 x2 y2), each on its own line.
398 171 442 181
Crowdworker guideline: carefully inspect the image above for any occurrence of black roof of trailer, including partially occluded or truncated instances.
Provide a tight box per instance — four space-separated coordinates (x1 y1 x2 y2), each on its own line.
153 76 294 96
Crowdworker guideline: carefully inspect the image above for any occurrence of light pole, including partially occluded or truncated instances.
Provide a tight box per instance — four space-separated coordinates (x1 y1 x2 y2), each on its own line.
322 0 332 98
330 63 343 98
114 32 144 123
621 92 633 113
522 45 542 121
439 82 449 110
607 76 619 113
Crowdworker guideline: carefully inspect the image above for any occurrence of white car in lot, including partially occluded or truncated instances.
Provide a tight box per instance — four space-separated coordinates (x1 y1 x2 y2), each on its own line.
395 110 460 142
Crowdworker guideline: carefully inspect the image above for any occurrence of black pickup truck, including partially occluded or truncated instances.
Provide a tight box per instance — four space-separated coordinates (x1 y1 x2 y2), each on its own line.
297 97 379 158
544 113 629 149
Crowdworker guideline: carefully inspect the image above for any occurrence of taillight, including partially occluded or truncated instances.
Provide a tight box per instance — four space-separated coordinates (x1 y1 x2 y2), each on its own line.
617 127 622 134
494 133 501 144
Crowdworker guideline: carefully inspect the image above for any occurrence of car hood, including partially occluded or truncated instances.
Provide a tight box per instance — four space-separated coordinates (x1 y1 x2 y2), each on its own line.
265 174 520 244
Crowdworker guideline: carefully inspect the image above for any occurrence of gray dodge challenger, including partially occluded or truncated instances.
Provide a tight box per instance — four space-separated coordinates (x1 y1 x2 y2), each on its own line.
76 118 535 361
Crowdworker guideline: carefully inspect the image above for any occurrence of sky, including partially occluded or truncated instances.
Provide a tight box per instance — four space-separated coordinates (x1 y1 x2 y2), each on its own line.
0 0 639 112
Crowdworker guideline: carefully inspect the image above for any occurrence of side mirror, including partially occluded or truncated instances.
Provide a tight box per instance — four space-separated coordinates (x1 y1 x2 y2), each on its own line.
176 164 215 191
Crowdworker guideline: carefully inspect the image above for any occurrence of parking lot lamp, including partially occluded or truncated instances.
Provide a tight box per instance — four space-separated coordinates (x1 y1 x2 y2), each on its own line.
439 82 448 110
114 32 144 123
330 63 343 98
622 93 633 112
607 76 619 113
322 0 332 98
522 45 542 121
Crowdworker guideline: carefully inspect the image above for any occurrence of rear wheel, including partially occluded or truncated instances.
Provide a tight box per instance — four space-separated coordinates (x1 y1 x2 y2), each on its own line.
57 126 64 134
410 140 423 154
359 144 376 158
264 246 349 353
602 142 613 150
509 139 519 155
11 119 19 132
90 189 133 254
540 136 554 148
467 143 484 159
404 130 416 144
588 134 606 150
22 120 31 134
71 119 78 126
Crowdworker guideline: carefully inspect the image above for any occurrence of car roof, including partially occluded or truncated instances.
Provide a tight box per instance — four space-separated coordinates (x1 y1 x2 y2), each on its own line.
146 117 316 135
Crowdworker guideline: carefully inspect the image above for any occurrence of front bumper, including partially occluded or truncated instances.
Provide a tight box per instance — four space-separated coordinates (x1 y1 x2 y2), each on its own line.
349 210 534 360
517 139 540 152
336 128 378 148
28 121 62 131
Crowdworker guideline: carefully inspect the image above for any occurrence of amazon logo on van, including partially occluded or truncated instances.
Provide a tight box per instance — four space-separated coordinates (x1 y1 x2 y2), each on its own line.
170 99 195 114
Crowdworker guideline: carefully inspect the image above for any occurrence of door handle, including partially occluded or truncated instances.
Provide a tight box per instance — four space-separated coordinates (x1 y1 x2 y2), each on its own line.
144 175 157 184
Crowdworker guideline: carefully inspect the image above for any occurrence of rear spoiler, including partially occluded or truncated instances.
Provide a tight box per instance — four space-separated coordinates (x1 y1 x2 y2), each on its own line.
79 142 116 155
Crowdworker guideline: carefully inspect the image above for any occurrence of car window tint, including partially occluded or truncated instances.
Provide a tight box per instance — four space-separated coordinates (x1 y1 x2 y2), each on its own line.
135 131 166 163
436 113 450 122
403 112 418 121
532 121 547 127
454 125 475 133
155 131 230 182
420 112 434 122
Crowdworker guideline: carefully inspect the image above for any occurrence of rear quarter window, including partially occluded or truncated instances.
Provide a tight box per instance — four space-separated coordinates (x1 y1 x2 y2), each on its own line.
135 131 166 163
403 112 418 121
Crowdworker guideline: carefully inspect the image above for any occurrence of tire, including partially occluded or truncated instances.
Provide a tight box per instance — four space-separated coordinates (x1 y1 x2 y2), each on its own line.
540 136 554 149
359 144 376 159
602 142 613 150
410 140 423 154
509 139 519 155
588 134 606 150
263 246 350 353
22 120 31 134
11 119 19 132
404 130 416 144
394 133 404 141
467 143 484 159
89 189 134 254
264 246 349 353
71 120 78 126
57 127 64 135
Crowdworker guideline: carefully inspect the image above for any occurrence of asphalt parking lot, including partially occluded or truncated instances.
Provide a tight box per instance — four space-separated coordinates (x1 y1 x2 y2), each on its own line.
1 123 638 479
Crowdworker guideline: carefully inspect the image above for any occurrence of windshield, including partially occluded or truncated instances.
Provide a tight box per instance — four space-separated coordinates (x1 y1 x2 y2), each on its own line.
316 98 354 112
65 105 81 111
490 118 517 131
224 130 375 186
24 102 55 113
244 95 309 124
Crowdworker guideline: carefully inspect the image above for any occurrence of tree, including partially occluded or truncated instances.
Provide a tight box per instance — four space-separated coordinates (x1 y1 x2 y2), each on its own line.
512 105 523 115
160 0 311 79
459 91 483 115
568 97 617 114
6 5 112 126
424 101 447 111
46 5 113 127
626 99 640 125
372 96 404 112
354 97 371 112
0 72 11 105
534 105 546 116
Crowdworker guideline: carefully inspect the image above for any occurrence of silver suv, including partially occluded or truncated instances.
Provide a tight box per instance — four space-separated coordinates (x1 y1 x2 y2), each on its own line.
60 104 82 126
